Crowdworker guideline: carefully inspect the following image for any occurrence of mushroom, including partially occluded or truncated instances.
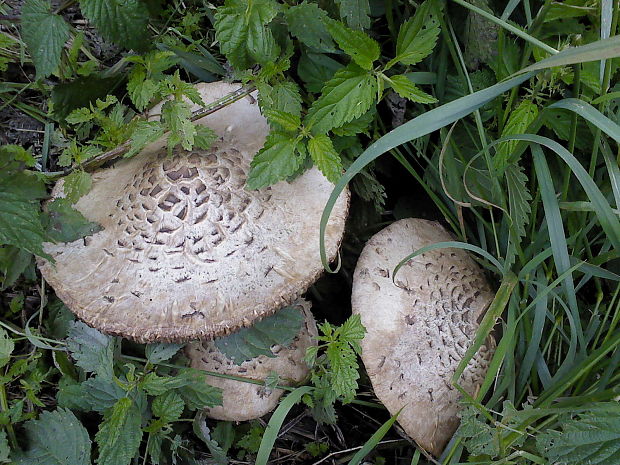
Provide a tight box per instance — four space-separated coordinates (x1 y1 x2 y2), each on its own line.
37 81 349 343
186 298 317 421
351 218 495 456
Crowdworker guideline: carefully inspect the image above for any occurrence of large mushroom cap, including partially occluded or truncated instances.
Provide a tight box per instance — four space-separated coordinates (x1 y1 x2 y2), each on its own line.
37 82 349 343
351 218 495 456
186 299 317 421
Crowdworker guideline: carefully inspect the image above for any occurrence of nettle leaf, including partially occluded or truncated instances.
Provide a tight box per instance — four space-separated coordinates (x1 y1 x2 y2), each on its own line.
505 163 532 240
63 171 92 204
495 100 539 173
127 121 165 158
246 131 302 189
214 0 280 69
392 0 441 67
12 408 91 465
145 343 184 364
298 52 343 93
176 368 223 410
66 321 116 379
21 0 71 79
264 110 301 132
332 107 375 136
80 376 127 413
263 81 303 117
536 404 620 464
141 372 187 396
0 327 14 369
326 342 359 402
214 306 304 364
388 74 437 103
193 125 218 150
323 18 379 70
152 391 185 423
127 68 158 111
95 397 142 465
79 0 150 50
286 2 337 53
334 0 371 30
308 134 343 183
162 100 195 152
305 64 376 134
457 405 500 457
45 199 103 243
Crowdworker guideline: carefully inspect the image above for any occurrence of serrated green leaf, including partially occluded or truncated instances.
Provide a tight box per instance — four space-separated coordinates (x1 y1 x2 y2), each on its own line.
63 171 92 203
152 391 184 423
332 108 375 136
176 369 223 410
146 433 163 465
247 132 302 189
193 125 218 150
323 18 379 70
145 343 183 364
127 68 157 111
12 408 91 465
505 163 532 240
80 0 149 50
456 405 500 456
536 404 620 465
387 74 437 103
214 0 280 69
495 100 539 173
141 372 187 396
80 376 126 412
0 189 49 258
264 110 301 132
337 314 366 354
127 121 164 158
66 107 95 125
298 52 343 93
21 0 70 79
66 321 115 379
326 342 358 401
214 306 304 364
95 397 142 465
45 198 103 243
307 135 343 183
334 0 370 30
286 2 337 53
0 327 13 369
305 64 376 134
162 99 195 152
392 0 441 67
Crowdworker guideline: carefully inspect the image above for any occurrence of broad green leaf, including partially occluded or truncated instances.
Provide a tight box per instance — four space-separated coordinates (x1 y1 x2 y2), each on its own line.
162 100 195 152
387 74 437 103
285 2 337 52
51 76 119 121
308 135 343 183
66 107 94 125
95 398 142 465
45 199 103 243
21 0 70 79
269 81 303 117
337 314 366 352
456 405 500 456
145 343 184 364
334 0 370 30
80 377 126 412
0 327 14 369
193 125 218 150
505 163 532 240
392 0 441 67
63 171 92 204
536 404 620 464
323 18 379 70
12 408 91 465
298 52 343 93
0 246 33 289
66 321 115 380
214 306 305 364
80 0 150 50
127 121 164 158
140 373 187 396
246 132 302 189
152 391 184 423
326 342 359 401
176 369 223 409
264 110 301 132
495 100 538 173
332 108 376 136
305 64 376 134
192 413 230 463
127 68 157 111
214 0 280 69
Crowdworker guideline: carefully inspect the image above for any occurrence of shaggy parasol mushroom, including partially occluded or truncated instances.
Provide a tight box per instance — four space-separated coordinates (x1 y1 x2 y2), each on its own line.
351 218 495 456
37 81 349 343
186 299 317 421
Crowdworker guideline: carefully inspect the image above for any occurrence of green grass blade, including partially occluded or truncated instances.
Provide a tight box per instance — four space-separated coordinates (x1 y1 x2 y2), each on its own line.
601 140 620 209
518 35 620 74
549 98 620 142
255 385 313 465
347 409 402 465
319 72 535 269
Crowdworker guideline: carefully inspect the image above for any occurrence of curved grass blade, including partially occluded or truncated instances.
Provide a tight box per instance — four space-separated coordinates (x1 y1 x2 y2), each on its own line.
255 385 313 465
319 72 535 270
549 98 620 142
348 409 402 465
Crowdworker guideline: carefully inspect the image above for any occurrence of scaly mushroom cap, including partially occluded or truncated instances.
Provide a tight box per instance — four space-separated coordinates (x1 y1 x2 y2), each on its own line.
37 82 349 343
351 218 495 456
186 299 317 421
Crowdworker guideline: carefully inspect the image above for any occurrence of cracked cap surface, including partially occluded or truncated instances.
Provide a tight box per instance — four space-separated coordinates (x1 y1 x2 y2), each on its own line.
37 82 349 343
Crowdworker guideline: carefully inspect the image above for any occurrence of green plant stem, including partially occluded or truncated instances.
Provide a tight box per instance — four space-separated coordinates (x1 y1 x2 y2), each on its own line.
0 382 17 450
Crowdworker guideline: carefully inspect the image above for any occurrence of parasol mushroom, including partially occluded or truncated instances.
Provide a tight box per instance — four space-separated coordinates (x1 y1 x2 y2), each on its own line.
186 299 317 421
37 81 349 343
351 218 495 456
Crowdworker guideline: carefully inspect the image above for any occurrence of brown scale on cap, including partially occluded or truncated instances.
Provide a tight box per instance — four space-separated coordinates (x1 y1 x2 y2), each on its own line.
351 218 495 457
37 82 349 343
186 299 318 421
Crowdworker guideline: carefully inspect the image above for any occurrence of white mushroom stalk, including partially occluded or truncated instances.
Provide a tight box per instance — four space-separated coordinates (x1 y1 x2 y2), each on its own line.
351 218 495 457
37 82 349 343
